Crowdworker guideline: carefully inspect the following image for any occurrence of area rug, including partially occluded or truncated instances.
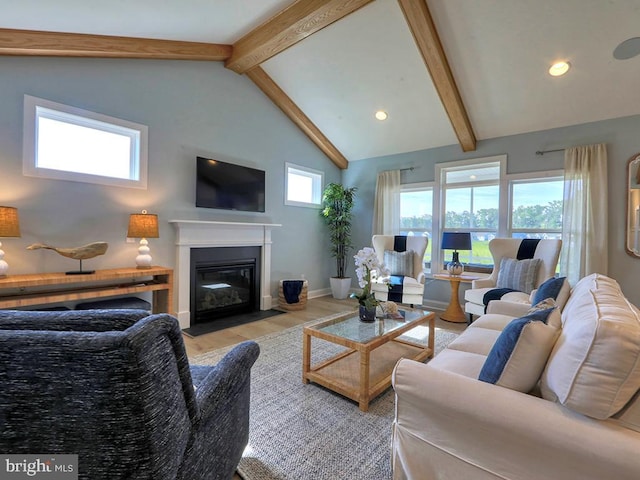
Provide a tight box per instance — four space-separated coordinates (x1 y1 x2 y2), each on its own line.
191 311 459 480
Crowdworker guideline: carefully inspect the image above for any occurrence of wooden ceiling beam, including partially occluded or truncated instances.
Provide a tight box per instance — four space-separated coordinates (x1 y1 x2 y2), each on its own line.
247 67 348 169
398 0 476 152
0 28 232 61
226 0 374 74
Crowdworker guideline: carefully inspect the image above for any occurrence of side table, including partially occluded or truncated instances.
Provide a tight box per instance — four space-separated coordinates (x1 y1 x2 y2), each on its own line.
433 273 479 323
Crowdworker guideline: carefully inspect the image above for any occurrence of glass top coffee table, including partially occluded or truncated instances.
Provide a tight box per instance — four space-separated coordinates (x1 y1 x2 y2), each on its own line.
302 308 435 411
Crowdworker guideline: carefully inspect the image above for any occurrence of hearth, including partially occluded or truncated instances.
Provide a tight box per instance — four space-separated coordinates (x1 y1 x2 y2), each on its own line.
190 246 261 327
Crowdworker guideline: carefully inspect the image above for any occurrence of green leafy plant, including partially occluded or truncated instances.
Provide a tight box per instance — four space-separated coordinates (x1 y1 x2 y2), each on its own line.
320 183 357 279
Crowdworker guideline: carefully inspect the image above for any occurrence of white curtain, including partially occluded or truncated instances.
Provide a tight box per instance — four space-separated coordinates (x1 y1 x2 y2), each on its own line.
560 143 608 285
372 170 400 235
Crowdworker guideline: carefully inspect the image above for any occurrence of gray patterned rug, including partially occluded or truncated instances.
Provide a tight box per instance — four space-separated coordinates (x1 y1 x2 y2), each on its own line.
191 311 458 480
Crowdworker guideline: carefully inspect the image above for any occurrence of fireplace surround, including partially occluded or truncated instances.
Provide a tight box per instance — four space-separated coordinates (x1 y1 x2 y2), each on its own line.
170 220 281 329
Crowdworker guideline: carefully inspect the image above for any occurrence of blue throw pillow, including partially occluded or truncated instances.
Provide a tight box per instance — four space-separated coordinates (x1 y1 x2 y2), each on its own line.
531 276 566 305
478 308 559 392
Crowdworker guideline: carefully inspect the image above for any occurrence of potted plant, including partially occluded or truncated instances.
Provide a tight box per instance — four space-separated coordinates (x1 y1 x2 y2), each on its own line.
351 247 390 321
320 183 357 299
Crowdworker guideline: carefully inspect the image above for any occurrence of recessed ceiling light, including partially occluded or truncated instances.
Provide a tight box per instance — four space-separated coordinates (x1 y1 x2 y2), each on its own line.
375 110 388 121
549 61 570 77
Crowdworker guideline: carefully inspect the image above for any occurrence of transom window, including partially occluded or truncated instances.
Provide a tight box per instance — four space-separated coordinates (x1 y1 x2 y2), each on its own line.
23 95 148 189
285 163 323 208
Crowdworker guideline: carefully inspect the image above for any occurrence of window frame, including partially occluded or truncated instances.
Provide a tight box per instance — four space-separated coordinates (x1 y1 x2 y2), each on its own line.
400 181 434 272
284 162 324 208
507 170 564 239
434 155 507 274
22 95 148 189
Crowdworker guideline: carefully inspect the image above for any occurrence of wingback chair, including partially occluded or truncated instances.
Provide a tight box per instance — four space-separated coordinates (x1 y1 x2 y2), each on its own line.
371 235 429 306
0 309 259 480
464 238 562 318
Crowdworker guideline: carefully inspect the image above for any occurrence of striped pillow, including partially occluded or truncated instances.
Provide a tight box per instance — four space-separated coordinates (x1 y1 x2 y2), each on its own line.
383 250 414 277
496 257 541 293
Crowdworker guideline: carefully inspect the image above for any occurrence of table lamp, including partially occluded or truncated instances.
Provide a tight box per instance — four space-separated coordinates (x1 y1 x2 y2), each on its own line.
441 232 471 275
0 206 21 278
127 210 159 269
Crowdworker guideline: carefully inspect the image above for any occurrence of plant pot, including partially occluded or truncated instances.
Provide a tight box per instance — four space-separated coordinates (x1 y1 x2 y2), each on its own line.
358 305 376 322
329 277 352 299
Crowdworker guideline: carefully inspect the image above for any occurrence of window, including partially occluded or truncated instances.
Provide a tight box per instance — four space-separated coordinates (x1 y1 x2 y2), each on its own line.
400 183 433 270
508 173 564 240
285 163 323 207
23 95 148 189
438 157 505 271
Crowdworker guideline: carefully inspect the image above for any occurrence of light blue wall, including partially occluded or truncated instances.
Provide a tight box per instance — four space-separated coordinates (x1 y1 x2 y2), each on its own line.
342 114 640 307
3 55 639 308
0 57 341 299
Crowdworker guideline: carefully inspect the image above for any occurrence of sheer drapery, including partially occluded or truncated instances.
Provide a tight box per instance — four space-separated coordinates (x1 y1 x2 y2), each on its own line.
372 170 400 235
560 143 608 285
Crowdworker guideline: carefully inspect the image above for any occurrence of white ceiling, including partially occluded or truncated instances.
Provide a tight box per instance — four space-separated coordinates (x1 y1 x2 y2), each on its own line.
2 0 640 162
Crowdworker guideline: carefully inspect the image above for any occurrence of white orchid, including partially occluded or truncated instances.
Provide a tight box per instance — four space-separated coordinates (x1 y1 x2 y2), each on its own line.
351 247 390 308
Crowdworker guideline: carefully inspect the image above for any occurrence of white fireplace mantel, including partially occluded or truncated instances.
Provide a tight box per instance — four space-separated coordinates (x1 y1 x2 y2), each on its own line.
169 220 281 329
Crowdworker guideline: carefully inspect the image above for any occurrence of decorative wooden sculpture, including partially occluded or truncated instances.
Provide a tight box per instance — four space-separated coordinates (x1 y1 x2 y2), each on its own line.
27 242 108 274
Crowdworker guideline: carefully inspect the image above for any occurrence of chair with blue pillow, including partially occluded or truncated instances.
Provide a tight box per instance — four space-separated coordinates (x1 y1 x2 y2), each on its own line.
464 238 563 320
371 234 429 307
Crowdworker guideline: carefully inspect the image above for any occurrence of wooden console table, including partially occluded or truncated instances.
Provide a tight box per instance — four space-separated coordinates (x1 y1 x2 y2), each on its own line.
0 266 173 314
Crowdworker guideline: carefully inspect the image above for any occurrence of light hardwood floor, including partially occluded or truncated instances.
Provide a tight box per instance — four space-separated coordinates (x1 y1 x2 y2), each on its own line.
183 295 466 358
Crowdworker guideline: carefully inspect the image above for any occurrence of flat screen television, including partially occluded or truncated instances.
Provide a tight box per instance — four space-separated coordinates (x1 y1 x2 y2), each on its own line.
196 157 265 212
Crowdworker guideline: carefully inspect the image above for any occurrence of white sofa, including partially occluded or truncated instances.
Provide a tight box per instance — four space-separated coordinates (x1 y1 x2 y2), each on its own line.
392 273 640 480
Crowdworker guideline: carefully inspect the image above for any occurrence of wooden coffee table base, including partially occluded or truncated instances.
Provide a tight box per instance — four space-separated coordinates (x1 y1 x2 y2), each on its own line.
303 310 435 411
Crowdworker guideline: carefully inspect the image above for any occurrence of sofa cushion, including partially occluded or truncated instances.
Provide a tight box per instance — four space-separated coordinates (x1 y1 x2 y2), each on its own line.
446 327 502 357
383 250 414 277
541 274 640 419
496 258 541 294
531 276 566 305
479 309 560 392
528 298 562 329
468 313 515 331
428 349 488 379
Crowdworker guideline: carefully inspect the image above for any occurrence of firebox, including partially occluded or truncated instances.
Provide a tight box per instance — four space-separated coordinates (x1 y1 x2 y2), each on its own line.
190 246 261 327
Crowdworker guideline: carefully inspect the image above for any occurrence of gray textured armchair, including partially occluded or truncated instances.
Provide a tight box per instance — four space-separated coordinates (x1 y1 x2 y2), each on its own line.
0 309 259 480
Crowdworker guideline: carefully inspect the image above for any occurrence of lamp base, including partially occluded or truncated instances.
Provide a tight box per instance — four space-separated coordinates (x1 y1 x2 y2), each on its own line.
447 251 464 276
134 239 153 269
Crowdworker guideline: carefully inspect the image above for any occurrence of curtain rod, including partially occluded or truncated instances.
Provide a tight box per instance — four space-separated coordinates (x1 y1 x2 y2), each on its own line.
535 148 564 156
400 167 415 172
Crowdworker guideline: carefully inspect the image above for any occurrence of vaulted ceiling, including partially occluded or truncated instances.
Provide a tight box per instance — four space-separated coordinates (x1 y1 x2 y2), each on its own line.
2 0 640 169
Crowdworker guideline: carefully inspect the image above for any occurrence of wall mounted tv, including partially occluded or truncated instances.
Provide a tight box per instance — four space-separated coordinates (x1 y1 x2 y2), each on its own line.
196 157 266 212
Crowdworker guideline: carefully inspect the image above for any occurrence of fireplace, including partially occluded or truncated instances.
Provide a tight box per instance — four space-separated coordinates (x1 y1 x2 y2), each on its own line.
190 246 261 326
170 220 281 330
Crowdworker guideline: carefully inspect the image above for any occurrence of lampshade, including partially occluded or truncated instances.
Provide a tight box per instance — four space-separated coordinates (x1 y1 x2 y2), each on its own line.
0 206 21 238
441 232 471 251
127 211 159 239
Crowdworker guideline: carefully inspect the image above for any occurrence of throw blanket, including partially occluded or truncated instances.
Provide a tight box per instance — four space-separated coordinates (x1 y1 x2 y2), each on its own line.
482 288 518 311
482 239 541 312
388 236 408 302
282 280 304 304
516 239 540 260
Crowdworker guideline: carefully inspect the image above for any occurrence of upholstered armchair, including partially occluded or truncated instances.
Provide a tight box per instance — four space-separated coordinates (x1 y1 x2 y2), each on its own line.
464 238 562 318
371 235 429 306
0 309 259 480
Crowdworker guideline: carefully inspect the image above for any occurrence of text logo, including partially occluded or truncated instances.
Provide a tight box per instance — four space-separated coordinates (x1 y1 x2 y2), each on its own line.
1 455 77 480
